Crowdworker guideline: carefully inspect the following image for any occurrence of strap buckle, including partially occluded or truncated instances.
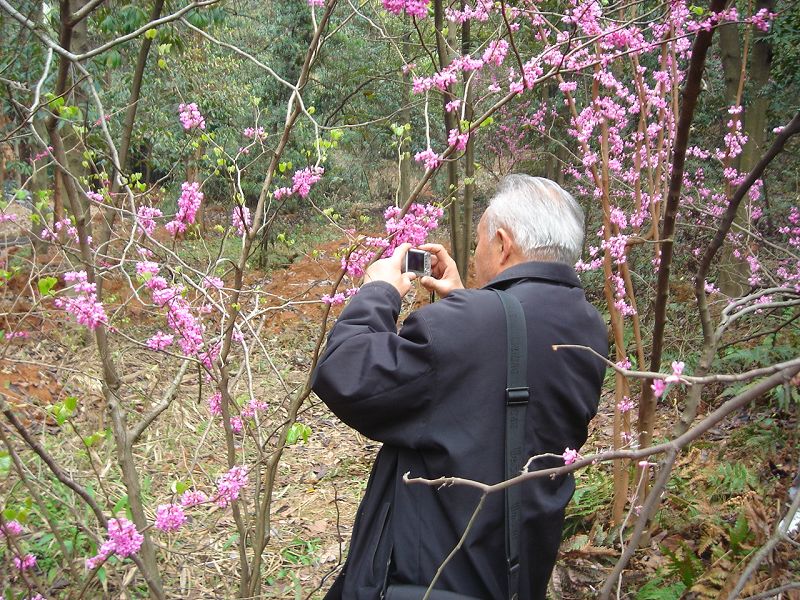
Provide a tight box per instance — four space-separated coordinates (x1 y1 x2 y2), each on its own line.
506 387 529 405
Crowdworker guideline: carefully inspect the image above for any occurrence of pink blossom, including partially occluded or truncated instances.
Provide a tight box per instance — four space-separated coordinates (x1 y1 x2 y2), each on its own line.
383 0 429 18
240 398 268 419
55 293 108 330
748 8 775 31
31 146 53 162
651 378 666 398
166 182 203 236
107 518 143 556
86 190 104 204
665 361 685 383
1 520 23 538
322 293 346 305
136 206 162 237
617 397 635 413
232 205 251 236
208 391 222 416
154 504 186 532
562 448 582 465
203 276 224 289
13 554 37 571
445 99 462 113
146 331 174 351
180 490 209 507
178 103 206 131
86 517 144 569
229 415 244 433
616 358 631 370
273 186 293 200
448 128 469 151
482 39 509 66
243 126 267 138
291 166 324 198
215 465 249 507
414 148 441 171
136 261 160 278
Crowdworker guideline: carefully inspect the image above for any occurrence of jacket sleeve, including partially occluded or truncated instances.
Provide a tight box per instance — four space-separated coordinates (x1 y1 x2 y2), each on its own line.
311 281 436 446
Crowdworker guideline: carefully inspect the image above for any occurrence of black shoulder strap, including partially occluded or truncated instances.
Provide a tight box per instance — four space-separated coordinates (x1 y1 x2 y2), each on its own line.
492 289 529 600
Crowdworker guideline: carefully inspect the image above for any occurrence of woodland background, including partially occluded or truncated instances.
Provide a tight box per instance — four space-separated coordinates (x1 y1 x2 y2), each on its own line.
0 0 799 598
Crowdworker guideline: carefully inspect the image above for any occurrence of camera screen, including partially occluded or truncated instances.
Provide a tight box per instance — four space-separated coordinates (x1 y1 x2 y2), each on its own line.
407 251 426 272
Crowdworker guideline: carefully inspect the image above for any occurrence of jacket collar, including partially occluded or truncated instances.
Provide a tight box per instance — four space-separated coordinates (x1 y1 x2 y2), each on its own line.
481 261 583 290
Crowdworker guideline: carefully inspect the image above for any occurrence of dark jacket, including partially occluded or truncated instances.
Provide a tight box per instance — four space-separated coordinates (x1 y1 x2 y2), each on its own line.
312 262 608 600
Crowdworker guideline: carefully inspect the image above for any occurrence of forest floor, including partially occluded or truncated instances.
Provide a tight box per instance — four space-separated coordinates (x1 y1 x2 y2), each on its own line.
2 212 798 599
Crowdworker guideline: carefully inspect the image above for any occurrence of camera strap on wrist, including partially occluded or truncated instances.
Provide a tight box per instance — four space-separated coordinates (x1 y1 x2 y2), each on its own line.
492 290 529 600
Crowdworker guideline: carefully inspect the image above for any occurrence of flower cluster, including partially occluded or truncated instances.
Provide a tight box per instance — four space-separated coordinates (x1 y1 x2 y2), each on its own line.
273 166 325 200
617 397 635 413
322 288 358 305
154 504 187 532
86 517 144 569
414 148 442 171
41 218 86 245
215 465 249 507
382 0 429 19
54 271 108 330
181 490 209 507
14 553 37 571
562 448 582 465
231 205 251 236
146 330 174 351
178 103 206 131
137 206 162 237
341 203 443 280
166 182 203 236
142 270 218 369
291 166 324 199
0 520 23 538
243 126 266 139
207 391 268 433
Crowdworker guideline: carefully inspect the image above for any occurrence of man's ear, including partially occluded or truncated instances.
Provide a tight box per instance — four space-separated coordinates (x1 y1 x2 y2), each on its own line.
496 228 515 265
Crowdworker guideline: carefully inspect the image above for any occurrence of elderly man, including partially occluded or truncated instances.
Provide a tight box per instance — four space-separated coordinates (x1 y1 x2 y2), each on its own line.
312 175 607 600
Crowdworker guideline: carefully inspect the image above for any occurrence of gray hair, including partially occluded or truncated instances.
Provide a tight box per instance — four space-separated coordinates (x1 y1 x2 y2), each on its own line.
485 174 585 265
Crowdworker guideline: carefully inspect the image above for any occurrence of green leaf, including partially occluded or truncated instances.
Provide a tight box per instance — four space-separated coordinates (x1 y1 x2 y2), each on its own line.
38 276 58 296
287 422 312 445
64 395 78 412
113 495 129 515
0 452 10 476
170 480 190 495
145 28 157 39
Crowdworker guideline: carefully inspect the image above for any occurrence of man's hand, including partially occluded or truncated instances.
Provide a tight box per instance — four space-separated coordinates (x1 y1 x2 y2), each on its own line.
364 243 416 296
418 243 464 297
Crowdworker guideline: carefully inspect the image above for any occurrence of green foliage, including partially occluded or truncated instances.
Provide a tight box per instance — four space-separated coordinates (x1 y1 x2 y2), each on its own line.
707 462 758 499
636 571 687 600
663 542 704 588
564 465 614 537
287 422 312 445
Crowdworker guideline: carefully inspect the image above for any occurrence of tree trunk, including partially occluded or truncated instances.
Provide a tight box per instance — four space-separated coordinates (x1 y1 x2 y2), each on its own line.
459 10 474 281
434 0 462 274
399 27 412 205
717 0 774 297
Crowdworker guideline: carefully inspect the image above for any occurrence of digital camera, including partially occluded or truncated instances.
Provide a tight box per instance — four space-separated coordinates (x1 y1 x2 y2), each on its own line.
403 248 431 277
